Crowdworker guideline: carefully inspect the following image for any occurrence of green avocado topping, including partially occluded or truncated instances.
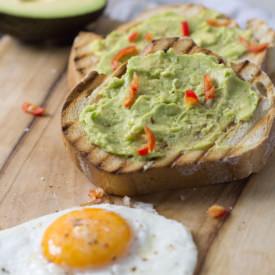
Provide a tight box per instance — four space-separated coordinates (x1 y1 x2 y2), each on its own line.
90 10 252 75
80 51 259 159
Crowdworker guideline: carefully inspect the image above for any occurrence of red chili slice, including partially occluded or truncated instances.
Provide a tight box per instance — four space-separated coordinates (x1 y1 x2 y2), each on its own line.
22 102 45 116
144 32 154 42
181 21 190 36
208 204 231 219
137 146 149 156
112 46 139 71
184 90 199 106
137 126 156 156
145 126 156 153
128 32 139 42
240 36 268 53
124 73 139 109
204 75 216 101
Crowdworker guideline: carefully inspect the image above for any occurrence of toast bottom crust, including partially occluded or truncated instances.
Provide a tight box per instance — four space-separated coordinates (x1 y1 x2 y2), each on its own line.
64 118 275 196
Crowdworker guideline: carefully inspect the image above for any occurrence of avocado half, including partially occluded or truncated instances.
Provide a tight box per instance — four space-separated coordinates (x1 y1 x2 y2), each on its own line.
0 0 107 43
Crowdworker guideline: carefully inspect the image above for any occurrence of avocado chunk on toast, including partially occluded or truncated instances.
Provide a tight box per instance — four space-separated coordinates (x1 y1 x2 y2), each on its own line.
68 3 275 88
62 37 275 196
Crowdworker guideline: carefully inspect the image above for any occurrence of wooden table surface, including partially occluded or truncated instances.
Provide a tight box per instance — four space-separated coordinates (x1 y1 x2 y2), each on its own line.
1 1 275 275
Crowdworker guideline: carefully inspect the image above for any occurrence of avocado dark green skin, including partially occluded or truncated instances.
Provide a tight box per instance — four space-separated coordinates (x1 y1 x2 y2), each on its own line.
0 5 106 43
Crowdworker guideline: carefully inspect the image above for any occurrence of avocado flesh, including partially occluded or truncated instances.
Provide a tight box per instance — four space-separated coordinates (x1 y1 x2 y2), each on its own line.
80 51 259 159
0 0 107 42
0 0 107 18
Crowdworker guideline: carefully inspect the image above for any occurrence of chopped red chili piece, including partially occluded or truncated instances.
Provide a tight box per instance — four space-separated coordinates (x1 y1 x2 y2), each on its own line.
22 102 45 116
240 36 268 53
145 126 156 153
207 18 231 27
144 32 154 42
138 146 149 156
207 204 231 219
184 90 199 106
181 21 190 36
128 31 139 42
124 73 139 109
204 75 216 101
137 126 156 156
112 46 139 71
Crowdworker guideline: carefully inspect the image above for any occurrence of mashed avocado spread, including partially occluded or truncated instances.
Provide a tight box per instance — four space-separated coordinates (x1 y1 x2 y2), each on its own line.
80 51 259 159
90 10 252 75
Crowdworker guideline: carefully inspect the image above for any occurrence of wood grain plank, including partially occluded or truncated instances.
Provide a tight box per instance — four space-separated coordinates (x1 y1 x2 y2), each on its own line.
0 76 91 229
0 36 68 170
199 153 275 275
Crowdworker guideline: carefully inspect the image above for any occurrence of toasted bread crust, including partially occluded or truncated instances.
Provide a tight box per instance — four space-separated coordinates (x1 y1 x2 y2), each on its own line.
246 18 275 83
68 32 102 89
62 37 275 196
67 4 275 89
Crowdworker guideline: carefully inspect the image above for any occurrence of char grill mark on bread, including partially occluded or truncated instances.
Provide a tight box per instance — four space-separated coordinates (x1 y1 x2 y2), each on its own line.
68 32 102 88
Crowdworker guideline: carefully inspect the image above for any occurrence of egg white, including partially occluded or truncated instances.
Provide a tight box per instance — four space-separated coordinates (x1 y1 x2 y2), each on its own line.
0 204 197 275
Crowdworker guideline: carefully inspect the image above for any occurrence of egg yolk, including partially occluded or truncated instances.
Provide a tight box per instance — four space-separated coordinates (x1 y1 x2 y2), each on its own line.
41 208 132 269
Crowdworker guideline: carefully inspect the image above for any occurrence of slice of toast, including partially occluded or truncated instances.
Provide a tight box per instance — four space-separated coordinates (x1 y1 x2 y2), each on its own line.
68 3 275 89
62 37 275 196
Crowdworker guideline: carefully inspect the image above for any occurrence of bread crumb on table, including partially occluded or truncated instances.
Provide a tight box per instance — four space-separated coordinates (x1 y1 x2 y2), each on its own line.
88 187 105 203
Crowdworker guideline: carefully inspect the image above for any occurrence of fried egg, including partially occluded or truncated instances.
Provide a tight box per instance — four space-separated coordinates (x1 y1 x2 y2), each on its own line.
0 204 197 275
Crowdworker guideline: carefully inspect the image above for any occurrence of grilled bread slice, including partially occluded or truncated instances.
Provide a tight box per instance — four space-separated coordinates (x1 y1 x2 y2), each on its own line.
62 37 275 196
68 3 275 89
